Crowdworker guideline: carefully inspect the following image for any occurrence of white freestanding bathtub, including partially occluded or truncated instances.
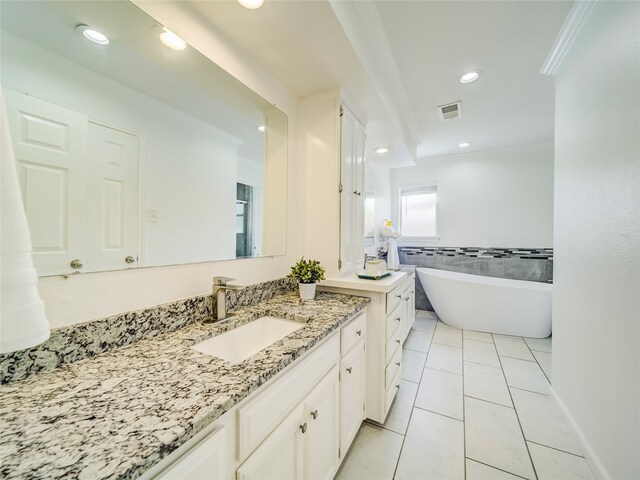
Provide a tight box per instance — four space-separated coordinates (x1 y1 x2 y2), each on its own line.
416 268 552 338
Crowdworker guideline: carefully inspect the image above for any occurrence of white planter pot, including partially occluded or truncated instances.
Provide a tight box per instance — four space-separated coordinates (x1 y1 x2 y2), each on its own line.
298 282 317 301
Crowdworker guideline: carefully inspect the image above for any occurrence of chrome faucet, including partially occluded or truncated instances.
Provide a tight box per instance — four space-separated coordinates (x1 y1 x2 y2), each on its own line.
212 276 244 321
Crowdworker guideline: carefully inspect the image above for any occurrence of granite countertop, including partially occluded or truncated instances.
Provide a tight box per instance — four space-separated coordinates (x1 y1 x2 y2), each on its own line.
0 291 369 480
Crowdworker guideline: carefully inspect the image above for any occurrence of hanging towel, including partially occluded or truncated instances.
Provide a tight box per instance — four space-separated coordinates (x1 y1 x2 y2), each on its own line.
1 90 50 353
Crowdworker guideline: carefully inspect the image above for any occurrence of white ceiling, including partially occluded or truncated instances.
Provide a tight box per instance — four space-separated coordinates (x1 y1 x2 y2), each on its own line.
184 0 572 166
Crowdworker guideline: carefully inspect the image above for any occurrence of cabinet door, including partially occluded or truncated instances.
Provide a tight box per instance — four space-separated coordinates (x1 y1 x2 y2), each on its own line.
351 121 366 267
237 406 303 480
302 365 340 480
155 427 225 480
403 286 412 342
340 107 356 273
340 340 365 452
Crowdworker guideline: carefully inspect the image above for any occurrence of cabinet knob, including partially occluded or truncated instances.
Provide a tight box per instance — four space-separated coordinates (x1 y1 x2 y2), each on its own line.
405 297 410 302
311 410 319 420
125 256 135 264
356 330 362 336
300 423 307 434
396 317 401 322
395 384 400 389
396 362 401 366
396 294 402 299
353 191 361 196
346 367 353 374
395 340 400 344
70 259 83 269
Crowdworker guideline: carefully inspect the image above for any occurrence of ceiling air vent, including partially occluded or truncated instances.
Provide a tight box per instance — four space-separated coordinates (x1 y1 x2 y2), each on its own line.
438 101 462 120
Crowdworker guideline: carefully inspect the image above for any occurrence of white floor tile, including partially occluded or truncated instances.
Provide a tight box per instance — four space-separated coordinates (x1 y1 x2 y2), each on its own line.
415 368 463 420
464 338 501 367
510 388 581 456
493 335 535 361
404 330 432 353
416 309 438 320
528 442 595 480
465 397 536 480
401 349 427 383
501 357 550 394
464 330 494 344
381 379 418 435
466 459 524 479
532 350 552 381
433 323 463 348
464 361 512 407
412 316 437 332
524 336 552 353
425 344 462 375
335 423 404 480
395 408 464 480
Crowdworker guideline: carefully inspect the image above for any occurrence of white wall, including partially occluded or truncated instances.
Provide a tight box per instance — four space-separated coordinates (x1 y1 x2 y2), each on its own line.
391 143 554 247
25 2 300 328
552 3 640 479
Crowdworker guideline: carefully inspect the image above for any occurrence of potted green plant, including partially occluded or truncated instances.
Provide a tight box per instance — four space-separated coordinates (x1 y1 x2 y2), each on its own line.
289 257 326 300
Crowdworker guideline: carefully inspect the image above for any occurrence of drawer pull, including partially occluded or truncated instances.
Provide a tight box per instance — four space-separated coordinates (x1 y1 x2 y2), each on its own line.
395 384 400 389
396 362 401 366
396 294 402 299
356 330 362 336
311 410 318 420
405 297 410 301
346 367 353 374
395 340 400 344
396 317 401 322
300 423 308 434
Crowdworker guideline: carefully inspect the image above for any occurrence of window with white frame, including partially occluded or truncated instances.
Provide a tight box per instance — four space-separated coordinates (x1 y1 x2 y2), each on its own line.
399 186 437 238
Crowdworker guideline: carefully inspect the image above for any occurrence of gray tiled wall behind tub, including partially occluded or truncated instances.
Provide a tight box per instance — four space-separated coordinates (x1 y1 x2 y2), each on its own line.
398 247 553 311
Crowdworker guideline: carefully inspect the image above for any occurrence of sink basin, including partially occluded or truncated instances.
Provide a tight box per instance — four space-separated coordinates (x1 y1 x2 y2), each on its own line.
192 316 303 364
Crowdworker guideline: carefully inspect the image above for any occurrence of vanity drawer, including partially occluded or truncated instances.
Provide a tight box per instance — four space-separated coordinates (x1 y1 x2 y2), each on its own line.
341 312 366 356
385 368 402 416
237 333 339 460
385 303 402 341
385 347 402 389
386 284 405 315
385 328 402 365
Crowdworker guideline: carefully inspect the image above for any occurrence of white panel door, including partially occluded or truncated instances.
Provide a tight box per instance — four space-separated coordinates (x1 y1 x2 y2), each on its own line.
340 106 356 273
4 89 88 276
351 121 366 267
237 405 303 480
340 340 365 453
87 123 139 272
302 365 340 480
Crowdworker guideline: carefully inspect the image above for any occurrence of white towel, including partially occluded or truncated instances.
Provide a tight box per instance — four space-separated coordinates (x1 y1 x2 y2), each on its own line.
1 90 50 353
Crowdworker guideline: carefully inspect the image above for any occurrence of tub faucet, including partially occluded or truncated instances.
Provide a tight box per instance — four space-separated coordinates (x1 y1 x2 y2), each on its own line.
212 276 244 321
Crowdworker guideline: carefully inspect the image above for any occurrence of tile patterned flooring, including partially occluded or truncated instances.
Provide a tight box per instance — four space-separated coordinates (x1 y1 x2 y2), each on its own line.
335 310 595 480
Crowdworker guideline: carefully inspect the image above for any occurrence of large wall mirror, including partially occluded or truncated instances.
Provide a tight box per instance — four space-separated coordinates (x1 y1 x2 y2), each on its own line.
1 1 288 277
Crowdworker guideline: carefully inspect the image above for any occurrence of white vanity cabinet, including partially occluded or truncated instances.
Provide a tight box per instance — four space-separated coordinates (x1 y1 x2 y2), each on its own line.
145 310 367 480
321 270 416 423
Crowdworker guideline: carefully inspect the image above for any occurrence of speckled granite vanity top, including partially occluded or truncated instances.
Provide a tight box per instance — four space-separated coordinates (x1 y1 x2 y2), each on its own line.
0 292 369 480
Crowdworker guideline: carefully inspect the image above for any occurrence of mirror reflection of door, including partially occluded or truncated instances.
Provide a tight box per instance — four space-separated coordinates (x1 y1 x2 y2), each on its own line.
236 183 253 258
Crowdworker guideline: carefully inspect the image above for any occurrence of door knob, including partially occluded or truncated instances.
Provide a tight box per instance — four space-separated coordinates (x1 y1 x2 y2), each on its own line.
70 259 83 269
125 256 135 264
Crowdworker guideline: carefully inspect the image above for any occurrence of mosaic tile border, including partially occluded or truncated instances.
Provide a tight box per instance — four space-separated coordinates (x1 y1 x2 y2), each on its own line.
0 277 297 384
398 246 553 260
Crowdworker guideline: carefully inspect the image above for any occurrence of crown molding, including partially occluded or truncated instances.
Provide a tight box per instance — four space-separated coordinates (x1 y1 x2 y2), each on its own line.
329 0 419 162
540 0 600 76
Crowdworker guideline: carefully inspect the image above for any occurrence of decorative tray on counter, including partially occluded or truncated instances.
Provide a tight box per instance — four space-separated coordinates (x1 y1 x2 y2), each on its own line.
356 271 392 280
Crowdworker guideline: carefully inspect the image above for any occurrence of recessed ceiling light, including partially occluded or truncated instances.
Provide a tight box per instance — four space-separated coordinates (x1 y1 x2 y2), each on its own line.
257 125 266 133
458 142 471 148
159 28 187 51
76 24 109 45
373 146 389 154
458 70 482 84
238 0 264 9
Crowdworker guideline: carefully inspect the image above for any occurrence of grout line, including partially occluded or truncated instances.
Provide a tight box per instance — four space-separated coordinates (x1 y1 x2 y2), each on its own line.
498 354 537 363
363 418 406 437
463 393 514 410
424 365 463 376
463 359 503 369
403 346 430 354
526 440 586 459
522 338 552 385
413 404 464 423
466 457 531 480
492 332 540 480
391 312 437 479
509 386 551 397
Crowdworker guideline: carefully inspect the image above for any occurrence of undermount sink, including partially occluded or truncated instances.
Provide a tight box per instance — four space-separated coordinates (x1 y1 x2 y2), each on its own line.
192 316 304 364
